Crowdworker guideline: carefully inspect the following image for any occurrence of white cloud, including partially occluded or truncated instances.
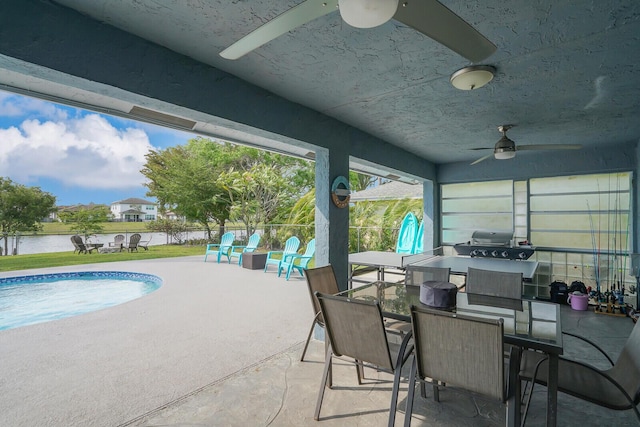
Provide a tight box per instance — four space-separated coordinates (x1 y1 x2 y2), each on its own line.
0 113 154 189
0 91 68 121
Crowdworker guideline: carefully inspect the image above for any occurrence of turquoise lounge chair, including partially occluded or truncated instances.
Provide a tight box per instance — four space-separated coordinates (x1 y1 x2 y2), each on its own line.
279 238 315 280
395 212 419 254
412 220 424 254
264 236 300 274
204 232 235 263
228 233 261 265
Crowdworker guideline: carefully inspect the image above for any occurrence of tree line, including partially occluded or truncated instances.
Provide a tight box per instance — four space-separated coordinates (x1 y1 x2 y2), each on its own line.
141 137 317 240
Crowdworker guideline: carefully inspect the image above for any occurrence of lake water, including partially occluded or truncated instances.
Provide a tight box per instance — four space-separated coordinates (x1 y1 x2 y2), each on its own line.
1 231 207 255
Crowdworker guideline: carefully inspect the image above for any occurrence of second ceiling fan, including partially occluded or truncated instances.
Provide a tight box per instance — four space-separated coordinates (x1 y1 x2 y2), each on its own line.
470 125 582 165
220 0 496 62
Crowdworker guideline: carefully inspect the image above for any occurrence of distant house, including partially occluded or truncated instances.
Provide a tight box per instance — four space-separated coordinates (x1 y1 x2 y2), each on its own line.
158 210 184 221
110 198 157 222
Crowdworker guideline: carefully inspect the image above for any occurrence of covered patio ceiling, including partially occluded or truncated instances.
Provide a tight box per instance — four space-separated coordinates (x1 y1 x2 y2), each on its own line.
45 1 640 165
0 1 638 180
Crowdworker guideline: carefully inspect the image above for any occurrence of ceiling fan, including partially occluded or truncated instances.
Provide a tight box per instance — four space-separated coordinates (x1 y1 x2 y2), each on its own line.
220 0 496 62
470 125 582 165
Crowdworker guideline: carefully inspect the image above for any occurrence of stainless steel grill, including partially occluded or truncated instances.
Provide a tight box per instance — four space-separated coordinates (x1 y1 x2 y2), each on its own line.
454 230 535 260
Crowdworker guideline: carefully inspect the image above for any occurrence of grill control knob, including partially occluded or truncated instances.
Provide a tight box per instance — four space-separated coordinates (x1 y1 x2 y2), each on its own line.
501 251 509 258
518 252 527 259
480 250 488 257
470 250 478 257
491 250 498 257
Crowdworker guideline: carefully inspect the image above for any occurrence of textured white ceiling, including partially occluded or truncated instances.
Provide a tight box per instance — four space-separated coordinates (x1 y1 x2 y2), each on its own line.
46 0 640 164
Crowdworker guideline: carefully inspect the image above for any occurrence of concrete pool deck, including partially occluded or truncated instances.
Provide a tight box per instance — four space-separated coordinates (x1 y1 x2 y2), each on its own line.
0 256 312 426
0 256 637 426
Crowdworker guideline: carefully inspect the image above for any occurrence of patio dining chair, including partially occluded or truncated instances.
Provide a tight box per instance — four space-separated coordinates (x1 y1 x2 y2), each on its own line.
466 267 524 310
314 292 413 425
386 265 453 336
301 265 339 362
405 265 451 286
204 232 235 263
278 238 315 280
519 320 640 424
263 236 300 273
404 305 520 426
228 232 261 265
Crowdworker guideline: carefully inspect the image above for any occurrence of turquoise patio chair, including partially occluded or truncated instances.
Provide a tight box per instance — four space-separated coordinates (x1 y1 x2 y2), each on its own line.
228 232 261 265
204 232 235 263
412 220 424 254
395 212 419 254
264 236 300 274
279 238 315 280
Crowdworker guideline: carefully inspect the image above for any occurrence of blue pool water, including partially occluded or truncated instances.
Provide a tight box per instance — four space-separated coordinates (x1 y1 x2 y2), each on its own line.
0 271 162 331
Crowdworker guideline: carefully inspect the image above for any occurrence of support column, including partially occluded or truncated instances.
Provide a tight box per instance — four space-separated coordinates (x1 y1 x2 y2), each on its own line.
315 148 350 291
422 179 438 250
634 142 640 255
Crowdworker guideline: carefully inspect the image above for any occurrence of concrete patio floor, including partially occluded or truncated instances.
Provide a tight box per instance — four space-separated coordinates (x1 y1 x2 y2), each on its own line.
0 256 637 426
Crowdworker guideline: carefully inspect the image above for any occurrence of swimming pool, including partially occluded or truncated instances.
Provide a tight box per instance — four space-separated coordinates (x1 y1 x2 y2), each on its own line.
0 271 163 331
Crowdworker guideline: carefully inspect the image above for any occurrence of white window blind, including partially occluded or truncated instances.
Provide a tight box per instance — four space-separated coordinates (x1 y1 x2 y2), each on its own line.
529 172 631 252
441 180 513 244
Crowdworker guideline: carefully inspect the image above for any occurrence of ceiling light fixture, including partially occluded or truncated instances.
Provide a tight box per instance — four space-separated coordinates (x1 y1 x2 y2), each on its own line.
450 65 496 90
494 135 516 159
339 0 399 28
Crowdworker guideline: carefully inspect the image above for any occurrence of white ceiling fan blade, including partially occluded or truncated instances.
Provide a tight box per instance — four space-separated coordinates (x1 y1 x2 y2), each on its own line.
470 153 493 165
516 144 582 151
220 0 338 60
393 0 496 63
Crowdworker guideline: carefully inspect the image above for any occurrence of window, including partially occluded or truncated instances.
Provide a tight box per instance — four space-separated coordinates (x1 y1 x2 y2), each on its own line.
441 180 513 244
529 172 631 252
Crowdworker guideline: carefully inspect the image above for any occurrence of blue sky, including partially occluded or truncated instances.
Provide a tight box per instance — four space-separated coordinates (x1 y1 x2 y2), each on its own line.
0 89 197 206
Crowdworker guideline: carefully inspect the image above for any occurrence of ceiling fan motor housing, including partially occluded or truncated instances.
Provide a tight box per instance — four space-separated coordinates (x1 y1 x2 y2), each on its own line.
494 135 516 159
339 0 399 28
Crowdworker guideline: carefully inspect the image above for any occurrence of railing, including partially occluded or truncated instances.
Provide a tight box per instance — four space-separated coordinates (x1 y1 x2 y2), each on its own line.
12 223 400 253
196 224 401 253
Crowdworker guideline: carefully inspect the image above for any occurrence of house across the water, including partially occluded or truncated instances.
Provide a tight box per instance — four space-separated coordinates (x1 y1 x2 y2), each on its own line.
110 198 157 222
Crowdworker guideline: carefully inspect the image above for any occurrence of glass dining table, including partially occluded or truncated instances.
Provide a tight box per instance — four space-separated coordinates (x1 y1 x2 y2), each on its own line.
338 281 564 427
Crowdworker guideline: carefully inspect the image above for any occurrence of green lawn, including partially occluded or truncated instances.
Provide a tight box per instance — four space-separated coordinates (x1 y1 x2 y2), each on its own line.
40 222 152 234
0 244 205 272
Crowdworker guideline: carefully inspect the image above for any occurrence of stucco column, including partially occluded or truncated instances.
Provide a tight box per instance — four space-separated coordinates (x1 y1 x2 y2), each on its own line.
635 141 640 255
423 179 438 250
315 148 350 291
